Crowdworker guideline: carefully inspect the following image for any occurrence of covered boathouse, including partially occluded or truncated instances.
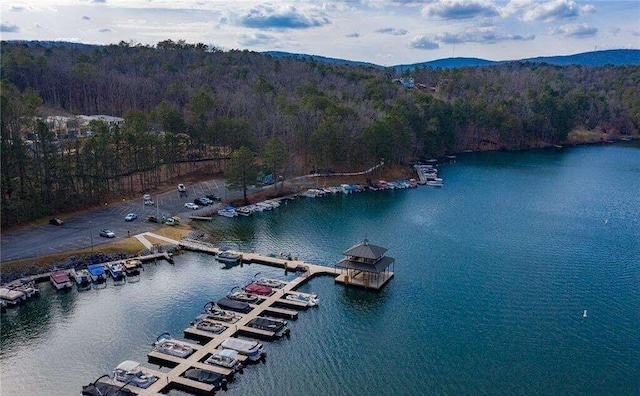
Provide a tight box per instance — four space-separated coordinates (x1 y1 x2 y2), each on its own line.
335 239 395 290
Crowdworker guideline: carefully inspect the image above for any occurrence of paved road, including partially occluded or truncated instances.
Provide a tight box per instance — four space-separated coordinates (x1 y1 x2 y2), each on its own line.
0 179 237 262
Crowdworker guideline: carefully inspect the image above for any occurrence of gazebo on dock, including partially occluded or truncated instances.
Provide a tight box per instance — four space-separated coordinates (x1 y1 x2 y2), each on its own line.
335 239 395 289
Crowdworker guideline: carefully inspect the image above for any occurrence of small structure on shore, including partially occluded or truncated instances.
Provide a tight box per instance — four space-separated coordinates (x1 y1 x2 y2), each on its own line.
335 239 395 289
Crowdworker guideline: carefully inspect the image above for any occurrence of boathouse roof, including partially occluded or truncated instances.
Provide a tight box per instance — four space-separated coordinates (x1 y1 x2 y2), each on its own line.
342 239 387 260
337 256 395 273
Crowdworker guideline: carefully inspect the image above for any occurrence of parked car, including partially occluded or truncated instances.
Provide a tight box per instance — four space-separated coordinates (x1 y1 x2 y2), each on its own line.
99 229 115 238
206 194 222 202
194 197 212 206
49 217 64 226
178 184 186 192
184 202 199 210
148 215 159 223
125 213 138 221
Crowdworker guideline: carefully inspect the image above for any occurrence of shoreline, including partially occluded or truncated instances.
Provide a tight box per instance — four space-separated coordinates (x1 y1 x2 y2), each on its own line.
1 137 637 285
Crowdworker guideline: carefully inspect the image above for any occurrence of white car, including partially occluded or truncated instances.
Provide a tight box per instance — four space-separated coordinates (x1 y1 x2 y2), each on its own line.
184 202 199 210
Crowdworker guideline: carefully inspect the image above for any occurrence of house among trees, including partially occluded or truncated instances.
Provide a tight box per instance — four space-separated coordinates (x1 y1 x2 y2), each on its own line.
392 76 415 89
33 114 125 139
335 239 395 289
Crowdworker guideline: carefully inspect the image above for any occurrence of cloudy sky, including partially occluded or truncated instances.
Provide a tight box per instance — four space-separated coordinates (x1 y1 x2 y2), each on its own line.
1 0 639 65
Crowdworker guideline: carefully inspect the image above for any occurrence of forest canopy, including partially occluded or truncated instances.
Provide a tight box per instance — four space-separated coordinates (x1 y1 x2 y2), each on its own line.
1 40 639 226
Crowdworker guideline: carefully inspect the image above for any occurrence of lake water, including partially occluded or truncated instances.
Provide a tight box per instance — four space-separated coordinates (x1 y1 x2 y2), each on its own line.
1 143 639 395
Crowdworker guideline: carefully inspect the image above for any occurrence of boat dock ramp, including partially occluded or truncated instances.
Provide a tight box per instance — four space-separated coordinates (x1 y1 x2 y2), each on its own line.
123 270 320 395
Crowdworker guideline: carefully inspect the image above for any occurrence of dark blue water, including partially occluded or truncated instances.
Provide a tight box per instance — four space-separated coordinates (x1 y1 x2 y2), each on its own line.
1 144 639 395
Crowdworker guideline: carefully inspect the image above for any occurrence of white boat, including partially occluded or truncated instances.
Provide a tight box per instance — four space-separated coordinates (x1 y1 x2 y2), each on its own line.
205 349 243 372
203 302 239 322
0 287 26 306
69 269 92 289
216 250 241 265
217 206 238 217
285 293 319 307
220 338 265 361
236 207 253 216
154 333 194 358
301 189 320 198
107 262 126 284
265 200 280 208
112 360 158 389
227 288 261 304
254 278 287 289
50 270 73 290
426 178 444 187
14 281 40 299
256 202 274 211
192 314 228 334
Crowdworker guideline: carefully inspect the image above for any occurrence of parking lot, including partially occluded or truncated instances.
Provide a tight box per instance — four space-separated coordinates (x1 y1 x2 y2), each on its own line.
0 178 242 262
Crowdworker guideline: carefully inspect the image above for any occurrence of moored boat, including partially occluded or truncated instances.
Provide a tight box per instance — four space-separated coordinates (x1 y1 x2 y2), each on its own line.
216 249 241 265
217 297 252 314
82 375 136 396
87 264 107 284
254 277 287 289
0 287 26 306
243 282 272 296
192 314 228 334
183 368 227 389
112 360 158 389
122 259 141 277
285 292 319 307
107 262 126 284
153 332 194 358
227 287 261 304
217 206 238 217
204 349 243 373
247 316 290 338
203 302 240 322
50 270 73 290
69 269 92 290
220 338 265 361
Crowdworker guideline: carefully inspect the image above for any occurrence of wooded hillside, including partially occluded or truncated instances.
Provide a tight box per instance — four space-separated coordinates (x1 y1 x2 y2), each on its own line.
1 41 639 227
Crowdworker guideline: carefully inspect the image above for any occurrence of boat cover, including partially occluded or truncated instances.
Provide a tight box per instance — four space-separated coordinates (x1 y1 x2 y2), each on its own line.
244 283 272 296
87 264 105 276
218 349 239 358
115 360 140 372
217 297 252 313
51 271 70 283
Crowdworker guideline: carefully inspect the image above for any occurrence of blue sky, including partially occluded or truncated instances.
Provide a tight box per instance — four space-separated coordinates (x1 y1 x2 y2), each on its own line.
1 1 639 65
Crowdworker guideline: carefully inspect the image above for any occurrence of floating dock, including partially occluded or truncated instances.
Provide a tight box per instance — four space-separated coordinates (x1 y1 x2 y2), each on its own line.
139 270 319 395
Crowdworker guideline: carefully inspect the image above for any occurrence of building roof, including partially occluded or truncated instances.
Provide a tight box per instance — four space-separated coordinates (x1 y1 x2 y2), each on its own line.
336 256 395 273
342 239 388 260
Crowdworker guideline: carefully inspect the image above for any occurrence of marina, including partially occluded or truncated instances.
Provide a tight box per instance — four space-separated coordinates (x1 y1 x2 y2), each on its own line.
1 144 638 395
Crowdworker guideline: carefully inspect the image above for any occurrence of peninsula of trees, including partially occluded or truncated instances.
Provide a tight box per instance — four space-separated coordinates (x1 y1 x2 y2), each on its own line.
1 40 639 227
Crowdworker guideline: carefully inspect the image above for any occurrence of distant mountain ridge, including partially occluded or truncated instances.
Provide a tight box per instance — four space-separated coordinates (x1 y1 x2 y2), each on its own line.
265 49 640 69
6 41 639 69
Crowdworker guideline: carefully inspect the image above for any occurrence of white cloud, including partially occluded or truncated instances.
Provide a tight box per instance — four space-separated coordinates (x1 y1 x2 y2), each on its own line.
521 0 595 22
239 32 278 47
1 23 20 32
423 0 499 20
409 35 440 49
436 27 535 44
548 23 597 38
237 5 330 30
375 27 408 35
